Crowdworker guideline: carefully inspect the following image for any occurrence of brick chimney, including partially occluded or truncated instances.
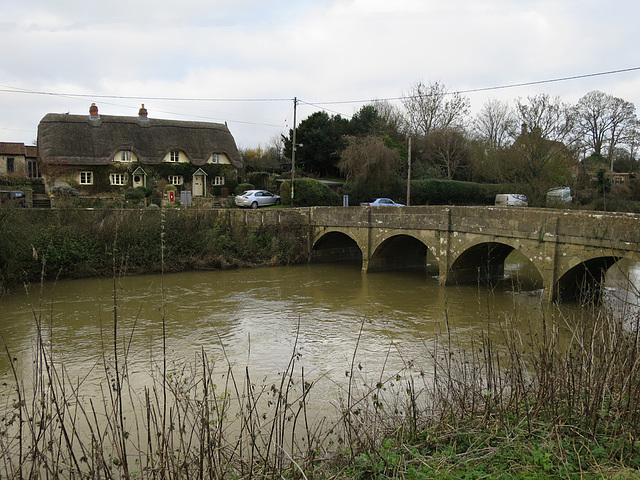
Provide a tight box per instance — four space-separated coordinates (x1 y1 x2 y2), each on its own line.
138 104 149 121
89 103 99 119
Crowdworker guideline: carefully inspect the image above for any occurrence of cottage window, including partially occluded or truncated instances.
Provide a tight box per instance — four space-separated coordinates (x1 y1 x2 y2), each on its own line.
211 153 221 164
214 175 224 186
110 173 127 186
121 151 132 162
170 151 180 162
6 158 14 173
79 171 93 185
168 175 183 185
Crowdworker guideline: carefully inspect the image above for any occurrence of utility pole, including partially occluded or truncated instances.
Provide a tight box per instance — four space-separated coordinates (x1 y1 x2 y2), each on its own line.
291 97 297 207
406 135 412 206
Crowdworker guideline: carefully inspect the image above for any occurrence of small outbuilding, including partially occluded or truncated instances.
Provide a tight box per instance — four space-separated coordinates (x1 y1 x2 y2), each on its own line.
0 142 39 179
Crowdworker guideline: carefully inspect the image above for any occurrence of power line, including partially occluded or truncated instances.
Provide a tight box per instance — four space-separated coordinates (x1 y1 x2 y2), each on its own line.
0 85 292 103
2 66 639 107
297 99 353 119
309 66 640 106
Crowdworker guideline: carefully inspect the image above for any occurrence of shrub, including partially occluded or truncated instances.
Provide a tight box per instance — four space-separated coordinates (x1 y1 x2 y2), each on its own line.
124 187 151 203
235 183 254 194
50 185 79 197
280 178 341 207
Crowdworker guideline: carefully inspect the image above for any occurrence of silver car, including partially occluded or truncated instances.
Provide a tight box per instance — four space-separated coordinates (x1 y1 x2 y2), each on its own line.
235 189 281 209
360 198 405 207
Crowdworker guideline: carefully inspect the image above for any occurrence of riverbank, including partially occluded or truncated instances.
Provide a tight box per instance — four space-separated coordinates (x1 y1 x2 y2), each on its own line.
0 207 309 297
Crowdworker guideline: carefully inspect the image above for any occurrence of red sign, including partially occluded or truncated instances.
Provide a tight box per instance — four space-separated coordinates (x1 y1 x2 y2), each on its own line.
169 191 175 202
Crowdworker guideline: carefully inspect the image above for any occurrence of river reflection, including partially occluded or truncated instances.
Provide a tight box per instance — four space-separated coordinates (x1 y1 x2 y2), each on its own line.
0 261 638 397
603 258 640 329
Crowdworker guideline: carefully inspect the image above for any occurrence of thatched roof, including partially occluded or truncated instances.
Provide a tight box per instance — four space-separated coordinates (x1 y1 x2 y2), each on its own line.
37 111 242 168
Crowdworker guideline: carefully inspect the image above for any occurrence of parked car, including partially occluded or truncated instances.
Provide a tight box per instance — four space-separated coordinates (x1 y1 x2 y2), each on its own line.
235 190 281 209
546 187 572 204
0 190 26 207
494 194 528 207
360 198 405 207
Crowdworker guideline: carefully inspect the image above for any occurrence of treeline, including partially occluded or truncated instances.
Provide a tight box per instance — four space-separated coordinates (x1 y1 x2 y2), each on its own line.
0 208 306 296
242 83 640 208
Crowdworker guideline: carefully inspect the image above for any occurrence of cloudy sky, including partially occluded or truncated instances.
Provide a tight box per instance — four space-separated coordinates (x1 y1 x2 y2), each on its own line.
2 0 639 149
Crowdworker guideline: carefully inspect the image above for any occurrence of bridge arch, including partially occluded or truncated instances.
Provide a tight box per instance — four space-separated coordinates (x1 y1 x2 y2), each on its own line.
553 252 630 302
311 229 364 266
446 238 544 289
367 233 440 274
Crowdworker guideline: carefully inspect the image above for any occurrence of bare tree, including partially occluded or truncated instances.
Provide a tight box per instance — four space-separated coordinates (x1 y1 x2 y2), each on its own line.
573 90 637 172
401 80 470 136
428 129 469 180
472 98 517 149
515 93 574 144
267 133 285 164
625 119 640 161
370 100 405 137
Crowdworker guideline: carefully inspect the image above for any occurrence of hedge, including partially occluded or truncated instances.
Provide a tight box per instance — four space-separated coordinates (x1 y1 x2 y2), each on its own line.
279 178 342 207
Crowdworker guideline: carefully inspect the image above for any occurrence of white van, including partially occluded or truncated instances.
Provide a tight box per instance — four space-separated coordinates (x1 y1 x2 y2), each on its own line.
495 194 528 207
546 187 572 204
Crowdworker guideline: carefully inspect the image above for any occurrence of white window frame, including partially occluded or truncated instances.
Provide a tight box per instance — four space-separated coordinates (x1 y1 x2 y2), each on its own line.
168 175 183 185
120 151 132 162
170 151 180 162
110 173 127 186
27 160 41 179
79 171 93 185
211 153 221 164
213 175 224 186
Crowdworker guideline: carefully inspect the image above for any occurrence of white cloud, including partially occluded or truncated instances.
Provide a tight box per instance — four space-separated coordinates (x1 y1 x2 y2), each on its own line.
2 0 640 147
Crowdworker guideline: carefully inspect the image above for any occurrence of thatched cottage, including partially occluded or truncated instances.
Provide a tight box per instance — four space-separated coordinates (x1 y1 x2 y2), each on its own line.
37 104 242 197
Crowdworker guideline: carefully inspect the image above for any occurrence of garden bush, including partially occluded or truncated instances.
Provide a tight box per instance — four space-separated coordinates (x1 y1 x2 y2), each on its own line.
235 183 254 194
280 178 341 207
50 185 79 196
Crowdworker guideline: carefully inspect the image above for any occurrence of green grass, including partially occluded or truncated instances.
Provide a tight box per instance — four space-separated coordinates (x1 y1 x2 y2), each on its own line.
325 419 640 479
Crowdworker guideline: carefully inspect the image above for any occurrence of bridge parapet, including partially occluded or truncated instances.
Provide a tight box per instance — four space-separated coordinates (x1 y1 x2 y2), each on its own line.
550 210 640 249
309 206 640 251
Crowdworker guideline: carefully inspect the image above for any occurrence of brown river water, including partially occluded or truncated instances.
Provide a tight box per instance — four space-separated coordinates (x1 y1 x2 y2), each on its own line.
1 257 638 399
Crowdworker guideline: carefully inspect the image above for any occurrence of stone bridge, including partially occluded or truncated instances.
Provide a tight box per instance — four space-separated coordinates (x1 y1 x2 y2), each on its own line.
230 206 640 302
